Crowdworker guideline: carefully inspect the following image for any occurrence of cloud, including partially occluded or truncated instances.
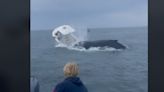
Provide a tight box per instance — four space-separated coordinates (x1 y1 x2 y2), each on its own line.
31 0 147 30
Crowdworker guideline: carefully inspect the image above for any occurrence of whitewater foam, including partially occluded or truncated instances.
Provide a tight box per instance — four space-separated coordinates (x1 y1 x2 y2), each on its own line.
54 45 123 52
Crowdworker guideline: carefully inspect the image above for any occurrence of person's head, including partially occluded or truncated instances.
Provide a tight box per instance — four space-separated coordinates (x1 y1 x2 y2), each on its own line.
63 62 79 77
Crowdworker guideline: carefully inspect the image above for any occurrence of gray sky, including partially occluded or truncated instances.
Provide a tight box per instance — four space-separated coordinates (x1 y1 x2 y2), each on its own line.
31 0 148 30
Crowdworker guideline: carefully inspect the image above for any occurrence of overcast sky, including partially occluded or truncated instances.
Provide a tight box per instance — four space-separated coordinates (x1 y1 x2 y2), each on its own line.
31 0 148 30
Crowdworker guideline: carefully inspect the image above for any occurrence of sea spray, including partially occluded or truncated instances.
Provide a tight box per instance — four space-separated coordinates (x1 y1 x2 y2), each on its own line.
73 27 88 41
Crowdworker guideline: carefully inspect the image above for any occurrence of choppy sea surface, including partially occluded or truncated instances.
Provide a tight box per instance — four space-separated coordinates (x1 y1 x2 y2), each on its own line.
31 27 148 92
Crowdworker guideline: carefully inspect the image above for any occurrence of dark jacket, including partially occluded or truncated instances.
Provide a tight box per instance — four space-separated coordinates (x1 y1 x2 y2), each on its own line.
53 77 88 92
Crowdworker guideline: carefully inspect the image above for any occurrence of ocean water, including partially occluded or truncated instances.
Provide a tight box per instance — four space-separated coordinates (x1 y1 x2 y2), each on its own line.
31 27 148 92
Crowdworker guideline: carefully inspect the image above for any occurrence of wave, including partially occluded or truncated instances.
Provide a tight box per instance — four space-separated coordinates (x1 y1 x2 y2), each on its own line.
54 45 123 52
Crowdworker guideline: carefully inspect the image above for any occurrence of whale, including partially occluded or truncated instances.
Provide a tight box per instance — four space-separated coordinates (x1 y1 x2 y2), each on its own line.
52 25 126 50
74 40 126 49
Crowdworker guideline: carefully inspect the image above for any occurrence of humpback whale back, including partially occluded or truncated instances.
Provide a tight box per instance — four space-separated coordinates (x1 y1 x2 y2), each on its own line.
78 40 126 49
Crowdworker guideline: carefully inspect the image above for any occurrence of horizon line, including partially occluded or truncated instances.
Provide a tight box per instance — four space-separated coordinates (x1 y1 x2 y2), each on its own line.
31 26 147 31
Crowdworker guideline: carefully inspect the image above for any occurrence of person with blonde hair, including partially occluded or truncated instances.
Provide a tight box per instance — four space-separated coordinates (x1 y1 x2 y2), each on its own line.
53 62 88 92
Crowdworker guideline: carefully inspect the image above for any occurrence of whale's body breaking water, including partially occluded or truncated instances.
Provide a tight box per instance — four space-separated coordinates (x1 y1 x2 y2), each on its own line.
76 40 126 50
52 25 126 51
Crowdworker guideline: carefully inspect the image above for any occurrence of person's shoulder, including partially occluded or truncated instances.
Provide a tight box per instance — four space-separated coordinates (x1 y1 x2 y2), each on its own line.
55 80 69 89
54 81 65 92
56 81 64 88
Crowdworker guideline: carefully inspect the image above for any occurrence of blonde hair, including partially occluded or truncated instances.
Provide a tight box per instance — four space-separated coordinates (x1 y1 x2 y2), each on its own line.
63 62 79 77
